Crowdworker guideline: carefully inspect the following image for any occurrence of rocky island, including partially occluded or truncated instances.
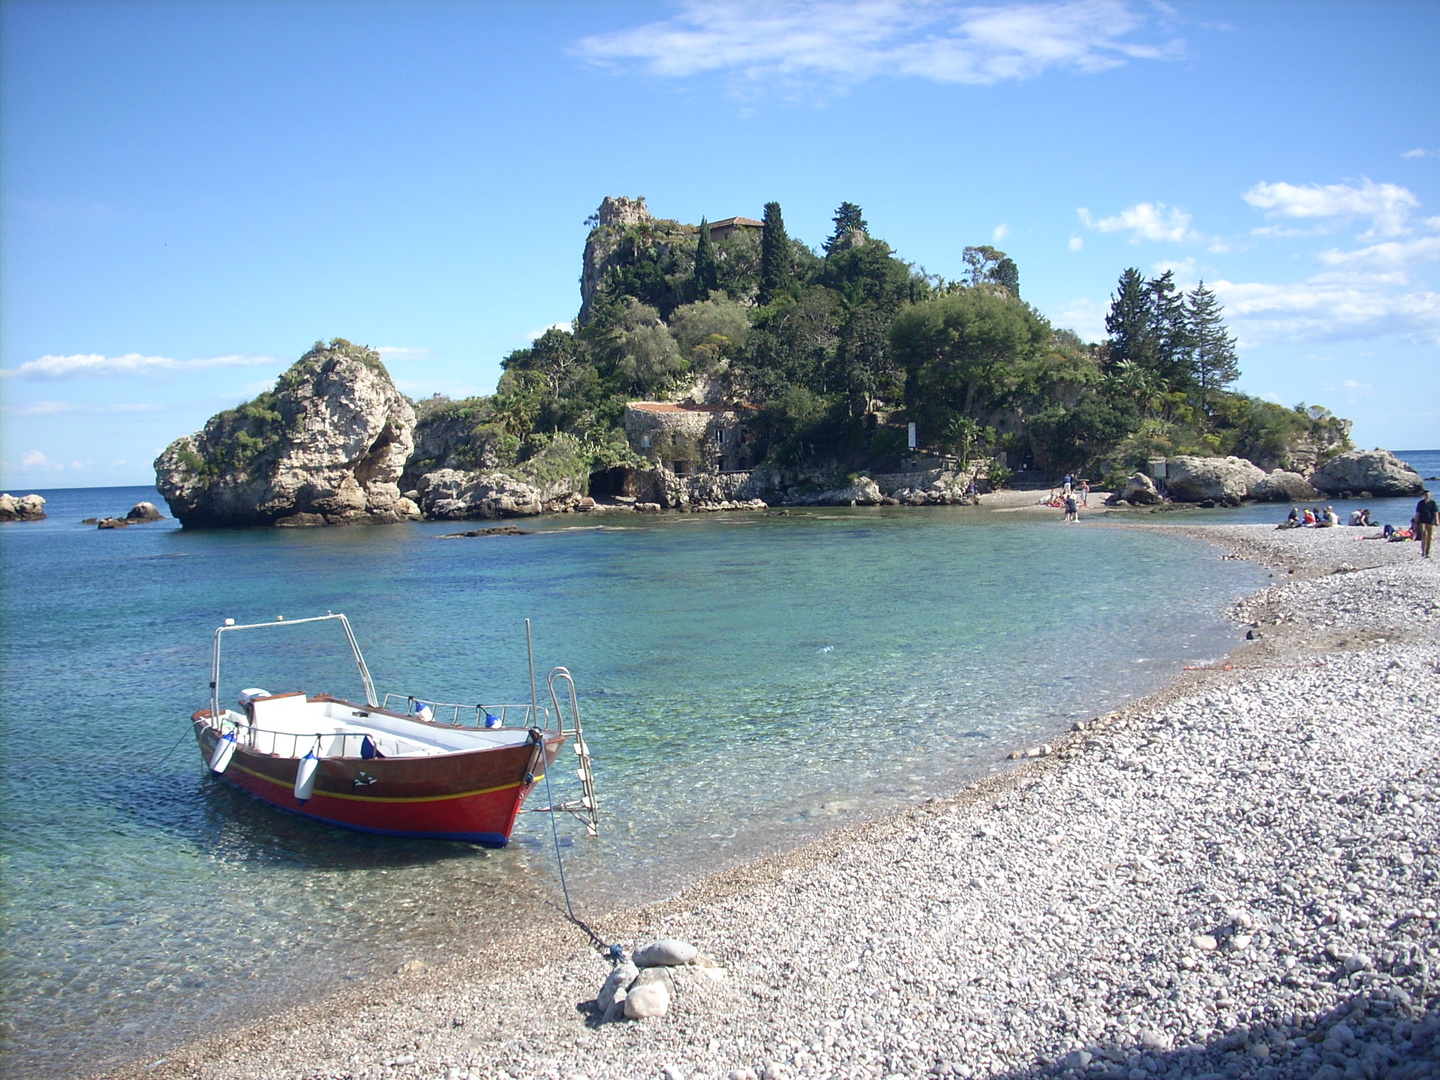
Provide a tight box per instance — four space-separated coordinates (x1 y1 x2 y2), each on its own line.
154 198 1423 527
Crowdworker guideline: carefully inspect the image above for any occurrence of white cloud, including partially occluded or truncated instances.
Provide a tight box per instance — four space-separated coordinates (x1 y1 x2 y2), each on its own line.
992 223 1010 242
1314 234 1440 275
1401 148 1437 159
0 400 162 416
1068 235 1083 251
1150 256 1197 284
375 346 435 360
1078 202 1197 243
0 352 278 381
20 450 52 468
1210 274 1440 347
574 0 1180 93
1242 179 1419 239
1341 378 1374 397
1047 296 1106 344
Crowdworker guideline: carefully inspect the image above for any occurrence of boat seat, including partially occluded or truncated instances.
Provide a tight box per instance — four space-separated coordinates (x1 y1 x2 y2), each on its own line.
248 692 310 726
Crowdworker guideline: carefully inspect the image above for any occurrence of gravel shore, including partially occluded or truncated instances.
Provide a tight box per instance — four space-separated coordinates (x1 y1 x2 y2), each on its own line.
111 525 1439 1080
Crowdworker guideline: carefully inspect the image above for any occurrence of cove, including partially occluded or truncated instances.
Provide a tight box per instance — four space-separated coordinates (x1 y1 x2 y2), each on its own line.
0 487 1270 1078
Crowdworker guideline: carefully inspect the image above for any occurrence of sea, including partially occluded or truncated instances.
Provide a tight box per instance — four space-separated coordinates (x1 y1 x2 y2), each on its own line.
0 448 1434 1079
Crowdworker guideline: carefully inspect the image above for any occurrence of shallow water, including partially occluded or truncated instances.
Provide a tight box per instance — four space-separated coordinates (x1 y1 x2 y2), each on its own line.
0 487 1271 1077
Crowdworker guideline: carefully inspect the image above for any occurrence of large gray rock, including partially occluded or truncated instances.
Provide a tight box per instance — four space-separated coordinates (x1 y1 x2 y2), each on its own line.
1250 469 1320 502
1120 472 1162 505
125 501 165 522
1164 456 1266 502
154 340 422 527
1310 448 1423 496
0 494 46 521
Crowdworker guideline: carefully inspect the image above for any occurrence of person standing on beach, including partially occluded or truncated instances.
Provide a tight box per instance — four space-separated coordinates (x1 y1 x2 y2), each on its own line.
1416 489 1438 557
1065 493 1078 522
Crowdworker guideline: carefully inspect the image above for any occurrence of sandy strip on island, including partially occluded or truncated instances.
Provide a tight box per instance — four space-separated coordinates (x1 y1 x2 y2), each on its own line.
108 525 1439 1080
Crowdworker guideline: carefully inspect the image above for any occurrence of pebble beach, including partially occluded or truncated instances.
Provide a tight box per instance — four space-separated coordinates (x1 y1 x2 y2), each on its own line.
107 523 1439 1080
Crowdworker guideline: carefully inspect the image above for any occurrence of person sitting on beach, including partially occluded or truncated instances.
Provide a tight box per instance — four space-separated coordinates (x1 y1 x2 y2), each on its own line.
1303 507 1317 526
1287 506 1300 526
1348 508 1367 526
1321 506 1340 527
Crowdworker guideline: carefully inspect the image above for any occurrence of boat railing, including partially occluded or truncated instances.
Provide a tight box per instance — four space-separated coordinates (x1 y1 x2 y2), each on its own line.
377 695 552 730
212 722 399 761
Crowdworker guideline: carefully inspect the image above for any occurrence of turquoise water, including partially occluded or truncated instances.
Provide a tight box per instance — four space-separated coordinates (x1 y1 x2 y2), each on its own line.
0 488 1271 1077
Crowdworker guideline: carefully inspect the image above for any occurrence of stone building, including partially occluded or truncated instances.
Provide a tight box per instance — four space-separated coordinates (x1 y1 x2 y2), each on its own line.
707 216 763 241
623 401 756 475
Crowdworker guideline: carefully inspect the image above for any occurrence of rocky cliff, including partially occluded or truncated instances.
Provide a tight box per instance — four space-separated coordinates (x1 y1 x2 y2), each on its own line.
154 339 421 527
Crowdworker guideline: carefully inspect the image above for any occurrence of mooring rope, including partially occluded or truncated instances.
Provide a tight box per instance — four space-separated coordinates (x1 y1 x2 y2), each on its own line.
143 726 195 773
539 750 621 961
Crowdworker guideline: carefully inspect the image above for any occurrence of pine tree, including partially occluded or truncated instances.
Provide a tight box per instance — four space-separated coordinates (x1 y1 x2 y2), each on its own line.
1186 281 1240 408
758 201 793 305
1103 268 1156 374
693 217 718 301
825 202 868 255
1146 270 1194 392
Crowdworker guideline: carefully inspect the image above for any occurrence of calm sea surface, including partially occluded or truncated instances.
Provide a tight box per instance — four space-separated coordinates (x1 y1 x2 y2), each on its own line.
4 481 1308 1077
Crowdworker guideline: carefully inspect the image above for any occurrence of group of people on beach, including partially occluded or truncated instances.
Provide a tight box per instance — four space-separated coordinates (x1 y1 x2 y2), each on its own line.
1048 474 1089 522
1279 505 1343 528
1286 490 1438 558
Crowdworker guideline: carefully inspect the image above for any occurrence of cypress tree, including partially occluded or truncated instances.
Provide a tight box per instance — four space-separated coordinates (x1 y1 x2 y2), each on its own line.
1187 281 1240 408
759 201 793 305
693 217 719 301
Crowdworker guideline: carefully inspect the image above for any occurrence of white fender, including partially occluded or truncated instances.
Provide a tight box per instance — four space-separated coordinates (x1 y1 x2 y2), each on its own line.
209 730 238 774
294 750 320 804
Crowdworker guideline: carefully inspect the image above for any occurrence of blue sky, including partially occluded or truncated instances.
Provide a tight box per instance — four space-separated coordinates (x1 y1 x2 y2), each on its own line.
2 0 1436 489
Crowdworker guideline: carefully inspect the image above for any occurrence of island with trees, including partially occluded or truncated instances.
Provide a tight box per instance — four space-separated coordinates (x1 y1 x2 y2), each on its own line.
156 196 1423 527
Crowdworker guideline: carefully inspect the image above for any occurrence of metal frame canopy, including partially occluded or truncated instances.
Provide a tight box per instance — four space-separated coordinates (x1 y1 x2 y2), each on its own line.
209 612 377 722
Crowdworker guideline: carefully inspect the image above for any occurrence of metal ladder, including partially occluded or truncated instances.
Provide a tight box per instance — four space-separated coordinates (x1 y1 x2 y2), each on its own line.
520 666 600 838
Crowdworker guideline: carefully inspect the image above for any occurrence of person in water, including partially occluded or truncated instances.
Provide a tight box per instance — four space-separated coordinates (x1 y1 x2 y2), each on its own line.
1416 489 1438 558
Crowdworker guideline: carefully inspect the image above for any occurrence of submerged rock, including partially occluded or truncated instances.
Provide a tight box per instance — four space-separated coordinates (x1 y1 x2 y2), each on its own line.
1310 448 1423 496
154 339 422 528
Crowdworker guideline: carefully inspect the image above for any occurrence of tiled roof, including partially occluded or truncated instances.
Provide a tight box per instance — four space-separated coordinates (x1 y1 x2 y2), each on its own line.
708 217 764 230
627 401 756 413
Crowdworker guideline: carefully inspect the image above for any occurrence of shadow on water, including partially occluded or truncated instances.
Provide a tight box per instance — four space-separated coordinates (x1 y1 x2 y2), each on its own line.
934 991 1437 1080
98 765 486 872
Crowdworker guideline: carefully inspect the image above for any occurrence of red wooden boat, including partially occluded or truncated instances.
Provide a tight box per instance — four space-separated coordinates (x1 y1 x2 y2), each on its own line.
192 614 598 846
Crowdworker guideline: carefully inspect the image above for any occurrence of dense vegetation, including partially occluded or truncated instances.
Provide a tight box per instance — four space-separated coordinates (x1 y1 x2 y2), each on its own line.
426 203 1350 487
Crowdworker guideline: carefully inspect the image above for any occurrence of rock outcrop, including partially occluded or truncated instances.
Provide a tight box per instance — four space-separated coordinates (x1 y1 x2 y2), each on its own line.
0 494 46 521
1250 469 1319 502
154 340 421 527
126 501 165 522
1118 472 1163 505
409 434 589 520
1164 456 1266 503
1309 448 1424 497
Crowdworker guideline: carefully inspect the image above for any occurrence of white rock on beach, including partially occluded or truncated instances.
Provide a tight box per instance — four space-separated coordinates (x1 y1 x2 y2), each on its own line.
632 938 698 967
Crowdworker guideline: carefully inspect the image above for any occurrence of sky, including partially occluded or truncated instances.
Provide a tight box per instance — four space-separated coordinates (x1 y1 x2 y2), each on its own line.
1 0 1437 489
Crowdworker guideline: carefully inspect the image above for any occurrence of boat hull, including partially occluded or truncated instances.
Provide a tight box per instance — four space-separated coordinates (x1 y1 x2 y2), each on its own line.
194 718 565 846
